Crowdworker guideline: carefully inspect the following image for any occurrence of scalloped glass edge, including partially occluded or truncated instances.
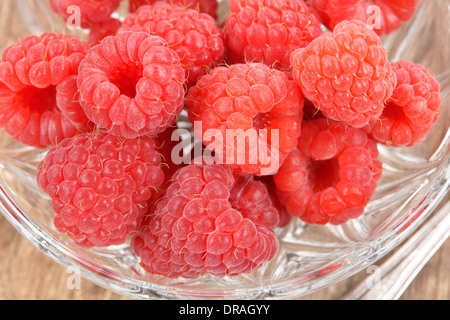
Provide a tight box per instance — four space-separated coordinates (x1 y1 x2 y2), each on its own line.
0 0 448 300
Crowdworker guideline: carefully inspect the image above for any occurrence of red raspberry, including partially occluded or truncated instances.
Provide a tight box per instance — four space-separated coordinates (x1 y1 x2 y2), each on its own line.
121 2 225 87
257 175 293 228
77 32 186 139
36 130 165 248
129 0 218 19
224 0 322 70
291 20 397 128
49 0 122 29
274 118 382 225
366 61 442 147
87 17 122 47
0 33 92 149
308 0 420 36
186 63 304 176
131 162 280 278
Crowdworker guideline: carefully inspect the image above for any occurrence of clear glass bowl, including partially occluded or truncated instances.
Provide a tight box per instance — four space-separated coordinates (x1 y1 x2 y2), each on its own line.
0 0 448 300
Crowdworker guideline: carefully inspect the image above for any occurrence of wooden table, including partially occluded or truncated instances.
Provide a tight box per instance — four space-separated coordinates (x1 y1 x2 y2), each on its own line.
0 208 448 300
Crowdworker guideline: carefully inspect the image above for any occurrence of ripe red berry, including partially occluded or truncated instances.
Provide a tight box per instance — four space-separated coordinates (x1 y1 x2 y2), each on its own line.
77 32 186 139
309 0 420 36
186 63 304 176
274 118 382 225
367 61 442 147
121 2 225 87
129 0 218 19
49 0 122 29
257 175 293 228
87 17 123 47
224 0 322 70
131 162 280 278
37 130 165 248
0 33 92 148
291 19 397 128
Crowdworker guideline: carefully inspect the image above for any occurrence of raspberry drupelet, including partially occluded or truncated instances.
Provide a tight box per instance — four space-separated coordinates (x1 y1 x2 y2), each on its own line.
37 130 165 248
129 0 218 19
121 2 225 87
0 33 93 149
224 0 322 70
367 61 442 147
274 118 382 225
186 63 304 176
257 175 293 228
49 0 123 29
77 32 186 139
290 19 397 128
131 161 281 278
308 0 420 36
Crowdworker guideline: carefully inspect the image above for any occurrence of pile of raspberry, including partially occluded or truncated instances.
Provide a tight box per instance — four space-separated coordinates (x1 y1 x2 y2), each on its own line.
0 0 442 280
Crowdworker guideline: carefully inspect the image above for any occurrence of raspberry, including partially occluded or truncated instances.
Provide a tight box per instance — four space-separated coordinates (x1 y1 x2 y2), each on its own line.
224 0 322 70
274 118 382 225
121 2 225 87
131 162 280 278
308 0 420 36
291 20 397 128
129 0 218 19
257 175 293 228
49 0 122 29
366 61 442 147
0 33 92 149
77 32 186 139
186 63 304 176
36 130 165 248
87 17 123 47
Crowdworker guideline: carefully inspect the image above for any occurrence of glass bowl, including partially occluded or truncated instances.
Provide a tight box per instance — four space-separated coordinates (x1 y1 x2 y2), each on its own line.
0 0 448 300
